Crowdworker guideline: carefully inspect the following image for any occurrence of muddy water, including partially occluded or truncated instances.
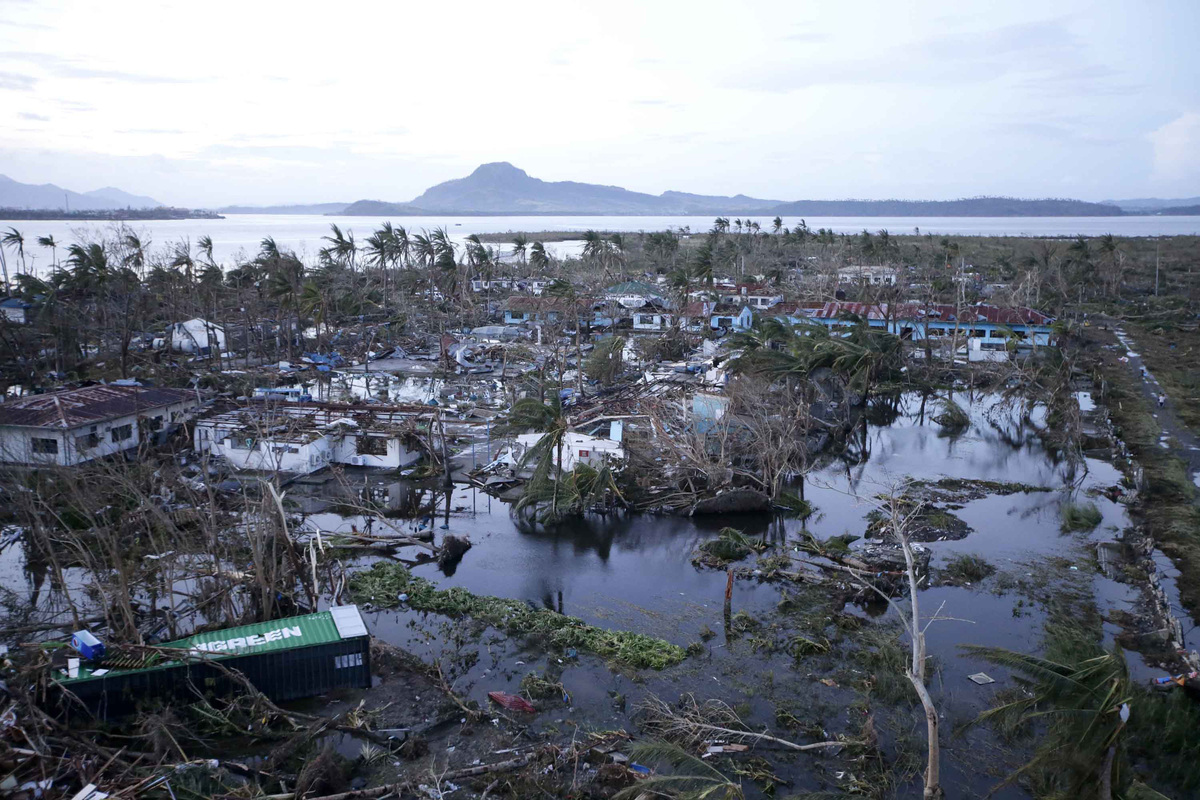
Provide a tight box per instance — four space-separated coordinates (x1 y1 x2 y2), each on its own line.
304 393 1150 797
0 391 1167 798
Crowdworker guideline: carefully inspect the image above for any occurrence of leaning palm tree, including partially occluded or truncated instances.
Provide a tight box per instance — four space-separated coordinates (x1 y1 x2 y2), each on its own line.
511 233 528 265
962 635 1133 799
502 396 570 519
529 241 550 272
37 234 58 275
3 227 27 276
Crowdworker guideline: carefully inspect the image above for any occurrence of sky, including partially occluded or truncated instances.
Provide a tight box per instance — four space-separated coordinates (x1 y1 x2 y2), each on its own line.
1 0 1198 207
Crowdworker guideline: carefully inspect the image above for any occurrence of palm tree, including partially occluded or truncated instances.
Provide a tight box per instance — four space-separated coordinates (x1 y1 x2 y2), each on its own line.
529 241 550 272
962 635 1132 799
320 223 357 269
37 234 57 275
3 227 27 276
511 233 528 266
197 235 217 268
502 396 570 519
122 232 149 276
772 216 783 235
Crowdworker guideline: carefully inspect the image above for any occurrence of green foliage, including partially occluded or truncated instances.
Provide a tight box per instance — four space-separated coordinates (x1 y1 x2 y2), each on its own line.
696 527 763 565
942 553 995 584
348 563 685 670
962 605 1133 798
1061 501 1103 532
613 740 743 800
584 335 626 386
932 398 970 432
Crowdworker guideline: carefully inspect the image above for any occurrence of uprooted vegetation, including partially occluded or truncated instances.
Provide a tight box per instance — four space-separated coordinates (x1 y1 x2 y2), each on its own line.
692 527 768 568
348 562 687 670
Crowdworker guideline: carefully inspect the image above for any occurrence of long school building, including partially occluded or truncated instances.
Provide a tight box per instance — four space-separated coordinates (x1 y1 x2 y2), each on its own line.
55 606 371 719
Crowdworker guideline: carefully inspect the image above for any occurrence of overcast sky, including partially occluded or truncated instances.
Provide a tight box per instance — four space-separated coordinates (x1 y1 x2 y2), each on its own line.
1 0 1198 207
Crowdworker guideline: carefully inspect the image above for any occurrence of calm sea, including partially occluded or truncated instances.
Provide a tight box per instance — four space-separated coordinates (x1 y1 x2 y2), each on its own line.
2 213 1198 273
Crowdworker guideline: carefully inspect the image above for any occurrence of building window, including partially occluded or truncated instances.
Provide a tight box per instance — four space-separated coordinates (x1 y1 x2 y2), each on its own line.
356 436 388 456
144 415 163 432
76 432 100 450
31 437 58 455
578 449 590 458
111 424 133 443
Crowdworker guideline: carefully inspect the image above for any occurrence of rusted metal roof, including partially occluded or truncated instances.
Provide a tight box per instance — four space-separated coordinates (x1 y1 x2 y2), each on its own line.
0 385 196 429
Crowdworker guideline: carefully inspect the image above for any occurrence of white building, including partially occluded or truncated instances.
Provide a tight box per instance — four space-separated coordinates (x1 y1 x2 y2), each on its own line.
837 266 897 286
514 430 624 473
632 311 674 331
0 385 199 466
968 337 1011 363
171 318 226 354
195 404 427 475
717 284 783 309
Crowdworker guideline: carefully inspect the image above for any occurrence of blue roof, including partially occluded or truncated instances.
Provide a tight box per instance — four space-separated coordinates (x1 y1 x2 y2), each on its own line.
0 298 30 308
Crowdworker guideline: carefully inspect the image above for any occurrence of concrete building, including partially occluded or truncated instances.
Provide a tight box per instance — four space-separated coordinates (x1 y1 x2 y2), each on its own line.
0 384 199 466
717 284 783 309
773 301 1056 347
514 430 624 472
837 266 898 286
195 404 427 475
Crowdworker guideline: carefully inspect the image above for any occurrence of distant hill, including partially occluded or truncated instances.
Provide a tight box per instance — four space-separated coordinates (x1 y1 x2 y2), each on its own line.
220 202 351 215
768 197 1123 217
337 200 429 216
0 174 161 211
400 162 779 215
1107 196 1200 212
334 163 1130 217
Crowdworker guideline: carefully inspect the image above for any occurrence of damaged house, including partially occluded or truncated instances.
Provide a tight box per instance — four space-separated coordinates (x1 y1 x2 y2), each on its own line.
0 384 199 466
195 403 429 474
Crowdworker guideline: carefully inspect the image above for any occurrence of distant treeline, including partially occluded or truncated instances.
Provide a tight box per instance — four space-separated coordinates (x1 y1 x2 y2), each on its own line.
769 197 1124 217
0 207 223 221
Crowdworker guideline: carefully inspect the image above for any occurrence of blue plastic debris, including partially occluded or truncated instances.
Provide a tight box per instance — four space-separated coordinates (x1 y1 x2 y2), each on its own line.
629 763 651 774
71 630 106 661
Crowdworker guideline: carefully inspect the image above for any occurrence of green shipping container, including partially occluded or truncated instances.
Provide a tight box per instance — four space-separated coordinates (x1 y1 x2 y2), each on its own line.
55 605 371 719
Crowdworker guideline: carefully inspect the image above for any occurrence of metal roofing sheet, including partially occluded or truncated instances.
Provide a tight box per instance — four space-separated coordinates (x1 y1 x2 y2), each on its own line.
0 385 195 429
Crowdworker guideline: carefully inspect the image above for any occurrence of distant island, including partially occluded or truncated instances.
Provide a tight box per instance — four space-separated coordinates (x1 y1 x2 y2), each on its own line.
0 207 223 221
317 162 1147 217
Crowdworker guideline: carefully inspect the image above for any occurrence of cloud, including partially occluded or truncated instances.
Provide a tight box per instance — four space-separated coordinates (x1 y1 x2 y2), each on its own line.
1149 112 1200 182
730 18 1127 96
18 111 48 121
0 51 196 83
115 128 183 134
0 70 35 90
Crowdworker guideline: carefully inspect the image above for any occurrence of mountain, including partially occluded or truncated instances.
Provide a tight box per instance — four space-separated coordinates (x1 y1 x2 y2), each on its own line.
83 186 161 208
404 162 778 214
1106 197 1200 212
219 202 352 215
1144 204 1200 216
338 200 428 216
0 174 162 210
343 163 1127 216
768 197 1123 217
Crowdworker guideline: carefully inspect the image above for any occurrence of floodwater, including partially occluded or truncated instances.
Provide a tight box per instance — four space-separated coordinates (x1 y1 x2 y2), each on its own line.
3 213 1199 273
0 391 1182 798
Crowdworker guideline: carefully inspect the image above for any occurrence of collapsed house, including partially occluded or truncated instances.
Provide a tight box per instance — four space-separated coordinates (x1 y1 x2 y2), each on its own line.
194 402 430 474
0 384 199 466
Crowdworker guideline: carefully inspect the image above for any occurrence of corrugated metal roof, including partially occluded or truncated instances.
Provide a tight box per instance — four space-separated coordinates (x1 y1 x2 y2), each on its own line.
0 385 195 429
60 606 367 684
